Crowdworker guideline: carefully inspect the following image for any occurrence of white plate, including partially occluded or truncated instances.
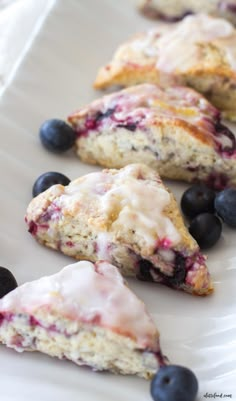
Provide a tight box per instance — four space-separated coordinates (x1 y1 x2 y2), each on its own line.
0 1 235 400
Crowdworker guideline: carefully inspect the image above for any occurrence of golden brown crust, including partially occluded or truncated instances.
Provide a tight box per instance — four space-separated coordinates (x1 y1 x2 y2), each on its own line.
68 83 236 189
154 118 215 147
26 164 214 296
139 0 236 26
93 22 236 120
94 50 236 91
70 84 217 148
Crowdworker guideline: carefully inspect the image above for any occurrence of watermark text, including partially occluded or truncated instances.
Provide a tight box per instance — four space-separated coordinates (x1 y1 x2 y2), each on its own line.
204 393 232 399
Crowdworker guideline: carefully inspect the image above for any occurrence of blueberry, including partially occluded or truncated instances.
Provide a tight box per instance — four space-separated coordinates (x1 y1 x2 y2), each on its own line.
0 267 18 298
189 213 222 249
95 108 115 121
116 122 137 131
168 254 186 286
150 365 198 401
39 119 76 153
138 260 153 281
32 172 70 197
215 188 236 228
181 184 215 218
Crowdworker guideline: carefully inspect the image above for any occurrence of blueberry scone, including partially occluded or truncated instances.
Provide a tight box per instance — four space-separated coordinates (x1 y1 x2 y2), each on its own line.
25 164 213 296
139 0 236 25
94 14 236 121
0 260 166 378
68 84 236 190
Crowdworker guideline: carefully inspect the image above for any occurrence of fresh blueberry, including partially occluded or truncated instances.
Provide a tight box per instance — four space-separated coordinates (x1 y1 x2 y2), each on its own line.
150 365 198 401
32 172 70 197
215 188 236 228
39 119 76 153
0 267 18 298
181 184 215 218
189 213 222 249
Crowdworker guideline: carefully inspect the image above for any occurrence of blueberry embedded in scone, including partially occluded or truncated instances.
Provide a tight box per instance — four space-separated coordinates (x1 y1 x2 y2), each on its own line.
25 164 214 296
93 14 236 121
0 260 166 378
68 84 236 189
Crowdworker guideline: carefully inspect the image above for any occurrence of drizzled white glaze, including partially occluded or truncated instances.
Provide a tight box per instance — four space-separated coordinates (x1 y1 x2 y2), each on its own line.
130 14 236 73
72 84 219 143
96 232 112 259
156 14 234 72
0 261 159 349
58 164 181 248
130 26 169 59
101 165 180 245
158 249 175 263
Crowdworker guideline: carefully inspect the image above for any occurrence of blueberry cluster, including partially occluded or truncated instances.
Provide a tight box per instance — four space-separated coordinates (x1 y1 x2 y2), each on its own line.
181 184 236 249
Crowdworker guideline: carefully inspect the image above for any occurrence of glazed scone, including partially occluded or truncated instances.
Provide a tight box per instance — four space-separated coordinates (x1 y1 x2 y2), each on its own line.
25 164 213 296
94 14 236 121
0 260 167 379
68 84 236 189
139 0 236 25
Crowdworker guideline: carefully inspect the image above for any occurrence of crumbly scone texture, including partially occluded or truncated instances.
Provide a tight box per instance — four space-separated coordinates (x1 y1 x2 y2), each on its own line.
139 0 236 25
0 261 164 379
94 14 236 121
68 84 236 189
25 164 213 295
0 315 159 379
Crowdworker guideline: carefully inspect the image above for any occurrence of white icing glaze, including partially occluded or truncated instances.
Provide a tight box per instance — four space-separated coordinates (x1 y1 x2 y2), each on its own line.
96 232 112 259
158 249 175 263
130 14 236 73
0 261 159 349
101 165 180 246
59 164 181 248
130 26 169 59
126 84 217 127
156 14 235 72
78 84 218 142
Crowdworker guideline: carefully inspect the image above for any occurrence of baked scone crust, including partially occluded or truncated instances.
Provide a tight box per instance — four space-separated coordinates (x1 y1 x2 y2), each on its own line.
68 84 236 189
25 164 213 296
0 260 166 379
94 14 236 121
139 0 236 26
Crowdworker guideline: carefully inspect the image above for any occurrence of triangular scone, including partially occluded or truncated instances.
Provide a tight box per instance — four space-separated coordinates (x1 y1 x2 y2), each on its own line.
94 14 236 121
139 0 236 25
0 260 166 378
68 84 236 189
25 164 213 296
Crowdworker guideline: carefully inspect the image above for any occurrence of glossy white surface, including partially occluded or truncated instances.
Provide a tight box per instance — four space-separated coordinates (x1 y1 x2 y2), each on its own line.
156 14 236 72
0 260 159 349
0 0 235 400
